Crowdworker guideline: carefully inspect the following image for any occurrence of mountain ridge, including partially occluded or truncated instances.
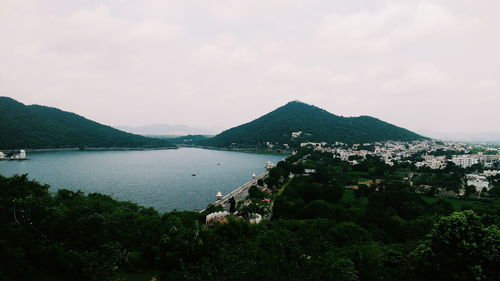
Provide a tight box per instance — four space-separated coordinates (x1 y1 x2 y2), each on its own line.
0 97 175 150
200 101 426 147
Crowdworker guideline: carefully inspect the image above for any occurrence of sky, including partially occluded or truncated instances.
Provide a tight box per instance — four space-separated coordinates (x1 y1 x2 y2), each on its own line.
1 0 499 135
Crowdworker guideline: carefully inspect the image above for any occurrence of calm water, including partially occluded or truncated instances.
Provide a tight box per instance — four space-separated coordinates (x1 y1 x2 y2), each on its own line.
0 148 284 212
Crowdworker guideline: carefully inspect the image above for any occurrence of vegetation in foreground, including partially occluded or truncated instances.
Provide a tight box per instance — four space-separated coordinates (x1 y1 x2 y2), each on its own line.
1 169 498 281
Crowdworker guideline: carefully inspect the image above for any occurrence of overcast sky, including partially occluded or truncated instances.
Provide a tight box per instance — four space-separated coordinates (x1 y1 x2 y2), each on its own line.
1 0 499 135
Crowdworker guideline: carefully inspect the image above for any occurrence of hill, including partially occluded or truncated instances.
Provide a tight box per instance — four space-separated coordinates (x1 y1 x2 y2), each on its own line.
201 101 426 147
0 97 175 149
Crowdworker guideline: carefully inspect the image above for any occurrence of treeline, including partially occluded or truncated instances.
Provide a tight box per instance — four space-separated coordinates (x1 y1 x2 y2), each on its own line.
0 97 174 149
1 170 499 280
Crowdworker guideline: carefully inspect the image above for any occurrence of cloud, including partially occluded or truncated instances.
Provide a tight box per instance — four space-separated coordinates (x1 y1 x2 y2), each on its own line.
381 62 453 94
315 2 463 55
0 0 498 134
194 43 256 65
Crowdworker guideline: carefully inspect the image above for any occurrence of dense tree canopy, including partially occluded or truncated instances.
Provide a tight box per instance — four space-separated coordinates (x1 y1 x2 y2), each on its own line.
200 101 426 148
0 97 174 149
412 211 499 281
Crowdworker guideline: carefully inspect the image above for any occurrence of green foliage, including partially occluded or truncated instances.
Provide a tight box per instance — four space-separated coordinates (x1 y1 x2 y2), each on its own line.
257 178 264 186
0 174 171 281
200 101 425 147
0 97 174 149
239 200 272 217
412 211 500 281
273 176 344 219
265 166 289 189
354 184 373 198
247 185 267 200
413 172 463 192
488 183 500 197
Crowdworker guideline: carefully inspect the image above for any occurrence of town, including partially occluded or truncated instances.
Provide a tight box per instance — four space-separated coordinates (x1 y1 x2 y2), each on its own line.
263 134 500 199
205 136 499 229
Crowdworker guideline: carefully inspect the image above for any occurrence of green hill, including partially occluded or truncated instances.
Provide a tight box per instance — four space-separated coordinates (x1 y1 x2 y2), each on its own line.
201 101 426 147
0 97 175 149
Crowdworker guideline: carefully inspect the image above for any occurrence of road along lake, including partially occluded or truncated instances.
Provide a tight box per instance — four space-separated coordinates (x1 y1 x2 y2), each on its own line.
0 148 285 212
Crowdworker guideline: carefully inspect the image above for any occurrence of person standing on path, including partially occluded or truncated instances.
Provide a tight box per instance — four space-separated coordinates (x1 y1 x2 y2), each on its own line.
229 197 236 214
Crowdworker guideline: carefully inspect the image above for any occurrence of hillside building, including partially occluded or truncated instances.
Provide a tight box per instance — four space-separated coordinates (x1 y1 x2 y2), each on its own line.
300 142 327 148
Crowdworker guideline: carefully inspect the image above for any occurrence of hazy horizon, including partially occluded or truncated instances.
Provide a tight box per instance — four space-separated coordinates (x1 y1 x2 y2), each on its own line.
1 1 498 135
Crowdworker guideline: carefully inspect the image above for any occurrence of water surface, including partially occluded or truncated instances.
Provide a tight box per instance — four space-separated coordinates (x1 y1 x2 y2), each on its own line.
0 148 284 212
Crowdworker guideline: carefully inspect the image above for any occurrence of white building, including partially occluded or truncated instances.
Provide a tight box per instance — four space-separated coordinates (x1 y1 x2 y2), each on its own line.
478 154 500 168
466 174 490 192
0 152 5 159
291 131 302 138
417 155 446 169
265 161 275 169
451 155 479 168
300 142 327 148
11 150 27 159
483 170 500 177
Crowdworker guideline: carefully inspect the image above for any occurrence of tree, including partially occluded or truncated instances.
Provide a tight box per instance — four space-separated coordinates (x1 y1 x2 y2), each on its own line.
354 184 371 198
412 211 500 281
311 253 359 281
487 184 500 197
257 179 264 186
463 185 477 198
301 200 335 219
247 185 266 200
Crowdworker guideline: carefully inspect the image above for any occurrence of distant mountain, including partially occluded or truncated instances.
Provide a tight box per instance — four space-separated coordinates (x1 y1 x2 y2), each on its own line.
0 97 175 149
201 101 426 147
417 130 500 143
115 124 220 136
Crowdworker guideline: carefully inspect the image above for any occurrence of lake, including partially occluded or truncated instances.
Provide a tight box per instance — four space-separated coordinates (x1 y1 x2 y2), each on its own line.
0 148 285 212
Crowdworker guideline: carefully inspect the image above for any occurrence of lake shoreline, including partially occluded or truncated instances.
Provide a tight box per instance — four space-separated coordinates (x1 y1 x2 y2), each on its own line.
178 144 291 156
16 146 178 153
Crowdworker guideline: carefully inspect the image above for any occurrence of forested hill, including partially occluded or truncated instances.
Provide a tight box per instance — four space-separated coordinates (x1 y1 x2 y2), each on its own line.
0 97 175 149
201 101 426 147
